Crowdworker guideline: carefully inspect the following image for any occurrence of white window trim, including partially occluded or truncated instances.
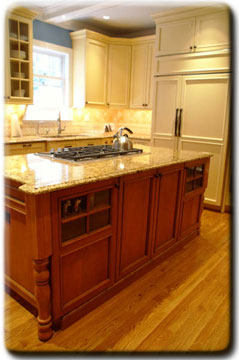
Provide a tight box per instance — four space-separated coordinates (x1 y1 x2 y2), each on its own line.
23 40 73 122
33 39 73 108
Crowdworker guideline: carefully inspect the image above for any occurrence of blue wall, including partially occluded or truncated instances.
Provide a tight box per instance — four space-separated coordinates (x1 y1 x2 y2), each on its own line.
33 19 72 48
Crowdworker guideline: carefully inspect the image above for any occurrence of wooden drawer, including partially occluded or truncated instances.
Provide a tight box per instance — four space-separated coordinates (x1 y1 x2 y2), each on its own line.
46 140 79 151
5 142 46 155
46 139 102 151
132 139 150 146
101 138 113 145
79 139 101 146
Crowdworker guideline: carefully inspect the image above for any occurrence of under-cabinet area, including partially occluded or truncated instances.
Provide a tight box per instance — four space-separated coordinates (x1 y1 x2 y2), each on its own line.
4 147 210 341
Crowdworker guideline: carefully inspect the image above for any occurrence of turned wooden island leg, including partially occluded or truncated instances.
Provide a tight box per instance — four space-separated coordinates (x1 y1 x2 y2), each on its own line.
33 258 53 341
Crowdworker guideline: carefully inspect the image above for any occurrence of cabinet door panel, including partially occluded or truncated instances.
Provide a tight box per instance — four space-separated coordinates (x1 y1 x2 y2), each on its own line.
130 43 148 108
153 169 182 254
156 18 195 56
195 11 230 52
180 194 202 235
152 76 181 138
180 74 229 141
61 236 113 311
117 175 152 278
107 44 131 107
86 39 108 105
145 42 154 109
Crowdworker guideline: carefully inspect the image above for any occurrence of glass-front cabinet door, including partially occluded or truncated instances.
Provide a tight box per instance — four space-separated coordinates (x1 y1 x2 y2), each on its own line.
5 8 36 104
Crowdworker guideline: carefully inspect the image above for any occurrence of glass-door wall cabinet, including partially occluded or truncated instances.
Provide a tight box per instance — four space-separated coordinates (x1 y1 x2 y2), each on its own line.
5 7 36 104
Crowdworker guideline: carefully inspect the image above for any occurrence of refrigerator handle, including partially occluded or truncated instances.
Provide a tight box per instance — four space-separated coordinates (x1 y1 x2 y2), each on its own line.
178 109 183 137
174 108 179 136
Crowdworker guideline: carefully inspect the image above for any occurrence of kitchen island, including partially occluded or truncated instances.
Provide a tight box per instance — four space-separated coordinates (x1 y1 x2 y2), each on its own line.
4 145 211 341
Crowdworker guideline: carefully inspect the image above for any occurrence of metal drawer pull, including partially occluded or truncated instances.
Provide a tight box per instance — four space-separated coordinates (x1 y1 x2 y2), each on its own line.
23 143 32 147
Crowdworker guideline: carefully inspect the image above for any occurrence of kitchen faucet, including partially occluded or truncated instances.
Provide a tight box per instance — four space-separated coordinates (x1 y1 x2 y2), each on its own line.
57 111 65 135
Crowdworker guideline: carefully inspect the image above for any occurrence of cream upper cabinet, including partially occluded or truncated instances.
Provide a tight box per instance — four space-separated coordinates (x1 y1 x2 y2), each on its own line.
194 11 230 52
107 44 131 107
155 18 195 56
130 41 154 109
5 7 36 104
71 31 108 108
85 38 108 106
153 8 230 57
71 30 134 108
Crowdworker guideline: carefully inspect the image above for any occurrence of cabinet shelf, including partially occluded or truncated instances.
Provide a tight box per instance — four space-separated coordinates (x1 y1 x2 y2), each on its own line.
10 77 29 81
61 205 111 227
9 37 29 44
61 212 87 224
186 174 203 182
10 58 29 63
88 204 111 215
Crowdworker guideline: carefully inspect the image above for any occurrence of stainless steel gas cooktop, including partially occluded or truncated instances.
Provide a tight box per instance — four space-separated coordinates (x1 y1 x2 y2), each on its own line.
36 145 143 162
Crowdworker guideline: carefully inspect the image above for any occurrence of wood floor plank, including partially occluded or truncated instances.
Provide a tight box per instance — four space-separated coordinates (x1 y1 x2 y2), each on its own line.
4 210 231 352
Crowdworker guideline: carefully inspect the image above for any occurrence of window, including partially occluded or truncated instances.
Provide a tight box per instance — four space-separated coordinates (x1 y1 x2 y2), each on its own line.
33 46 68 108
23 43 72 121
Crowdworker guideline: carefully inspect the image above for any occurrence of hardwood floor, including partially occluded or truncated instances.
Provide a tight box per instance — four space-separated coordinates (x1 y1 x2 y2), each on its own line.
4 209 231 352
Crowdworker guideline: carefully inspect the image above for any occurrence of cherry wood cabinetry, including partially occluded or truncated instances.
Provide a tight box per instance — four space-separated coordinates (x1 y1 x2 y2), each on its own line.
152 165 183 256
179 158 210 239
116 171 155 279
50 179 118 323
4 156 210 341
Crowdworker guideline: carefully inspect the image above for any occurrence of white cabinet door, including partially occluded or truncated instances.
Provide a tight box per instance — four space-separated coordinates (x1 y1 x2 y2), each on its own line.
107 44 131 107
130 43 148 109
155 18 195 56
86 38 108 105
130 41 154 109
145 42 154 109
195 11 230 52
180 74 229 142
151 76 182 148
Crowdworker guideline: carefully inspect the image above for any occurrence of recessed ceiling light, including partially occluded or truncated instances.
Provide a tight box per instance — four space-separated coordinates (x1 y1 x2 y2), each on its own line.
103 15 110 20
61 15 66 20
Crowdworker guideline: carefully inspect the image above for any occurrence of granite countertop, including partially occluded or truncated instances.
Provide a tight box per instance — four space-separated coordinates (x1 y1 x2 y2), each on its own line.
4 133 150 144
4 133 115 144
4 145 211 195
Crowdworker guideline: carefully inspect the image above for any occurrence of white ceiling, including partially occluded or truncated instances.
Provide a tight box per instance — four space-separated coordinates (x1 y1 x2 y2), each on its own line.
23 0 183 36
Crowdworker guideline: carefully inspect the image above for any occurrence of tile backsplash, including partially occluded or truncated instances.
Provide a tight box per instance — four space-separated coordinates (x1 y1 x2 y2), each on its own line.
4 105 152 137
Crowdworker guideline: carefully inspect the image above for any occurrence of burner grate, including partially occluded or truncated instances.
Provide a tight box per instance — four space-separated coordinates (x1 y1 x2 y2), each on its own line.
36 145 143 162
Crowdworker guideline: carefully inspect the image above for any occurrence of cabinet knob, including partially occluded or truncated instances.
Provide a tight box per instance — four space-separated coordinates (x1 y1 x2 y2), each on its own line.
194 45 197 49
190 46 193 50
85 101 88 104
107 103 110 106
